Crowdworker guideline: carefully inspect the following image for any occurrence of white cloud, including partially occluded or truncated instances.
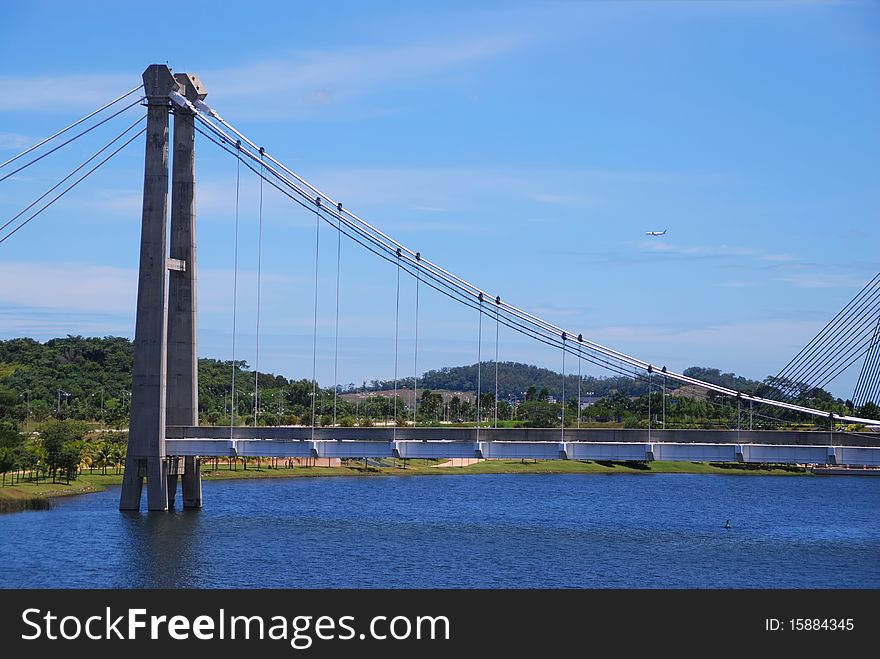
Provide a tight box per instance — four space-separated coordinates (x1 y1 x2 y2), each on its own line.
0 260 310 319
0 133 37 150
274 165 605 213
0 32 527 118
204 33 529 120
589 317 828 377
716 280 758 288
0 74 139 112
777 271 871 289
638 240 762 259
0 261 136 313
532 193 581 205
636 240 824 276
85 188 143 215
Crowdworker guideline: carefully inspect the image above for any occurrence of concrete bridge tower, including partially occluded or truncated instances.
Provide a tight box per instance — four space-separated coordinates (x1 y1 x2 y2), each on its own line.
119 65 205 511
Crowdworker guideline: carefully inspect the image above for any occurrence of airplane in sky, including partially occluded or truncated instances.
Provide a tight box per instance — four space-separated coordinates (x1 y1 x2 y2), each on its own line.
645 229 667 236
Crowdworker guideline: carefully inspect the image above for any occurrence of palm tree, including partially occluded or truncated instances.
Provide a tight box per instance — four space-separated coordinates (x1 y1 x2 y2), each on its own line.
94 443 112 475
109 444 126 475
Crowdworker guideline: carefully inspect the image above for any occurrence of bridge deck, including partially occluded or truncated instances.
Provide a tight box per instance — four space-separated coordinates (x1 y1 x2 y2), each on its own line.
166 426 878 445
164 427 880 467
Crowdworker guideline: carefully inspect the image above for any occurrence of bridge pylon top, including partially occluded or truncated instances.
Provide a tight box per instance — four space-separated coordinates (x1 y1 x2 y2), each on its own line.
174 73 207 102
142 64 179 100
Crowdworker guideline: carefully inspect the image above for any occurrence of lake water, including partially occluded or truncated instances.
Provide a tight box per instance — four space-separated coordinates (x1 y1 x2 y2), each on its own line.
1 473 878 588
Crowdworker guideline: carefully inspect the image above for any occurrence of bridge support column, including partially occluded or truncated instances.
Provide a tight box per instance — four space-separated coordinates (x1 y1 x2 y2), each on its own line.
167 473 178 508
120 65 179 512
119 458 145 511
167 73 207 509
166 457 182 509
182 457 202 509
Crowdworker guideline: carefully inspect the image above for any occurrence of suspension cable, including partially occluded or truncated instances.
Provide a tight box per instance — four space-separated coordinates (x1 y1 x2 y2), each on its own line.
494 297 500 428
0 115 145 239
647 368 652 442
852 317 879 405
193 119 649 405
253 149 265 428
561 333 566 442
855 317 880 406
772 282 880 397
413 252 421 427
311 198 321 439
662 374 667 429
477 293 483 441
0 97 144 184
333 203 343 427
186 106 879 425
393 248 401 439
0 85 143 171
194 118 709 387
577 340 582 429
230 145 242 437
737 395 742 437
776 273 880 380
777 299 880 397
192 125 646 377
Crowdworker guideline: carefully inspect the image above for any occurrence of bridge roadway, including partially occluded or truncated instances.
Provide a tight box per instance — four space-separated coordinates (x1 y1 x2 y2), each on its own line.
165 427 880 467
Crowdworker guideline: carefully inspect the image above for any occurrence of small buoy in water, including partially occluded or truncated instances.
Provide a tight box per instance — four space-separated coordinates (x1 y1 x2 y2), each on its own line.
724 519 731 529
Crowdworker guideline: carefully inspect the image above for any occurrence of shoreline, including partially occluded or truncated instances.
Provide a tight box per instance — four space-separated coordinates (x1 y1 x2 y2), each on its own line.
0 458 813 513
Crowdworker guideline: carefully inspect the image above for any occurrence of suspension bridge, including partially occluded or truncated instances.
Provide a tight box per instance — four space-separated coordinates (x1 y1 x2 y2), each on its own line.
2 65 878 511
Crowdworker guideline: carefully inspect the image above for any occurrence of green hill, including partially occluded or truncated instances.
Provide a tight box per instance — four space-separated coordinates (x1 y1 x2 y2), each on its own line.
0 336 862 427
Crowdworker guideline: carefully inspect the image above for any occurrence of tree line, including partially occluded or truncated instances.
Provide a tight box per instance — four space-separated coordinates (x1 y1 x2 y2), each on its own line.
0 419 127 487
1 336 876 438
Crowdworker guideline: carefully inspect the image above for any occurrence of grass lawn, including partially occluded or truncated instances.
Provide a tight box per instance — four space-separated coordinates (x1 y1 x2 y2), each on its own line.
0 472 123 512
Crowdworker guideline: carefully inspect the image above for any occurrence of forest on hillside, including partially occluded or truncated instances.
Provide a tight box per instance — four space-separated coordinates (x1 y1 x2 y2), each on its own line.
1 336 876 486
0 336 871 431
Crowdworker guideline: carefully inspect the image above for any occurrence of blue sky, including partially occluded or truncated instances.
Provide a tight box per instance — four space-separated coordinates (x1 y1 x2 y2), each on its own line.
1 0 878 397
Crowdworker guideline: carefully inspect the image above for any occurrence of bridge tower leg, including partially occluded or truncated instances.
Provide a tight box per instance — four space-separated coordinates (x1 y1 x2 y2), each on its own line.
168 73 207 510
119 65 179 512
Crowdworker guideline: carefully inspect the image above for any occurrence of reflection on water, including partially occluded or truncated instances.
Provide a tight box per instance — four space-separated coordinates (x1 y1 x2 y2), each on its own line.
1 474 878 588
118 510 205 588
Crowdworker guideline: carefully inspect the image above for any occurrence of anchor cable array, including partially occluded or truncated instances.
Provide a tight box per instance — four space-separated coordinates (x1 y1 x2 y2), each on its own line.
0 85 143 172
0 115 146 243
770 272 880 400
0 97 145 184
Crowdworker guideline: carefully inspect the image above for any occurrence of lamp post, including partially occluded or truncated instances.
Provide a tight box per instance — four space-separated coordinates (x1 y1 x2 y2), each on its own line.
57 389 70 415
662 376 666 429
21 390 30 434
90 387 105 423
